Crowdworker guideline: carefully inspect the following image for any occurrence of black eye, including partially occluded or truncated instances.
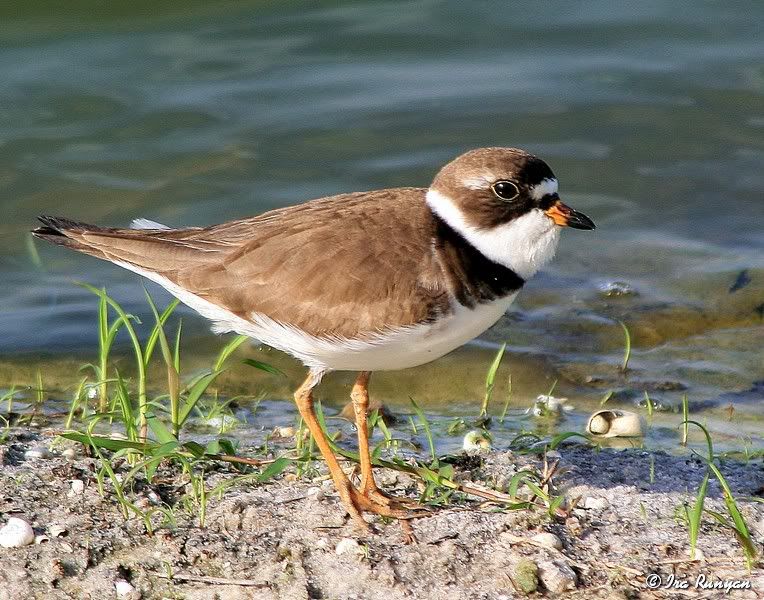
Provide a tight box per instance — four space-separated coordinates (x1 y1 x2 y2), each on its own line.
491 180 520 201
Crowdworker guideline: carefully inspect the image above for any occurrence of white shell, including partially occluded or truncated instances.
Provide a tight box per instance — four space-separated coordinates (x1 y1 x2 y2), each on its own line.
462 430 491 452
586 410 643 438
0 517 35 548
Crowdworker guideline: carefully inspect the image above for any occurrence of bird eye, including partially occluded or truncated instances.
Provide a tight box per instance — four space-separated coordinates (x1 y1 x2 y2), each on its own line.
491 180 520 201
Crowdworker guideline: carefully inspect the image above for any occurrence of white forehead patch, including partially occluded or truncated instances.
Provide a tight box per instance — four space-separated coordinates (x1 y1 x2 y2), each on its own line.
529 178 558 200
461 172 497 190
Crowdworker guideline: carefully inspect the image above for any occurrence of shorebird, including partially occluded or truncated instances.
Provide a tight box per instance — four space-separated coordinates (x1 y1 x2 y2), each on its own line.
33 147 595 532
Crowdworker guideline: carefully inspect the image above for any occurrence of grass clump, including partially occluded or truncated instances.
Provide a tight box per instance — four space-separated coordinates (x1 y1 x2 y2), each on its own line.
681 419 758 568
58 285 290 531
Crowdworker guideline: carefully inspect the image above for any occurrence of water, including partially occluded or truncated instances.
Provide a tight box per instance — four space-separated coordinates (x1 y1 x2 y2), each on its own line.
1 1 762 451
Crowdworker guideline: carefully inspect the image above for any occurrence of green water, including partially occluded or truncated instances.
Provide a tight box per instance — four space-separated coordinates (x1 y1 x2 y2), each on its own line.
1 2 762 451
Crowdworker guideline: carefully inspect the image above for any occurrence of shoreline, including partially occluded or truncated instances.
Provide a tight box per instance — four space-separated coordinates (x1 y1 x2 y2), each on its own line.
1 430 762 599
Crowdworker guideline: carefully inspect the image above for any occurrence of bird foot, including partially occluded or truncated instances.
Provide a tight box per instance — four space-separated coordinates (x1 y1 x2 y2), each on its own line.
334 481 429 536
358 486 430 515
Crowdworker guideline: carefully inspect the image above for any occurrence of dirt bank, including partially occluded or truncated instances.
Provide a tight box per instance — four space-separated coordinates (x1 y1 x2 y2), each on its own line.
1 430 762 599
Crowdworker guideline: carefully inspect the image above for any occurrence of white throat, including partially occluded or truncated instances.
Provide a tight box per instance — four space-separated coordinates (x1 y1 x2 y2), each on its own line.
426 188 560 280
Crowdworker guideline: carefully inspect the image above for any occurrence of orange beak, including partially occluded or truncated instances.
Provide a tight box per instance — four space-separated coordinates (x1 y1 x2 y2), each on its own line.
545 200 596 230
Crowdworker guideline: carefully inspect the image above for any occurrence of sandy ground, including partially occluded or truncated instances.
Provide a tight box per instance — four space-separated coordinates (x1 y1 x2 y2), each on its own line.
1 430 763 599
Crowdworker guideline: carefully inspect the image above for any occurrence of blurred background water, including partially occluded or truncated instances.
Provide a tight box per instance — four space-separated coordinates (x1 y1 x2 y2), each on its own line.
1 1 762 450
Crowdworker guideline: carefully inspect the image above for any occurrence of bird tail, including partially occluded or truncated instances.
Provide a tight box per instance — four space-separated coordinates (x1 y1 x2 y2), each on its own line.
31 215 215 279
32 216 111 259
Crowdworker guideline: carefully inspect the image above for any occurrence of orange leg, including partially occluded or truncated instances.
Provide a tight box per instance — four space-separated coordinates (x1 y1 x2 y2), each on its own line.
351 371 377 495
294 370 370 532
295 369 427 536
350 372 429 516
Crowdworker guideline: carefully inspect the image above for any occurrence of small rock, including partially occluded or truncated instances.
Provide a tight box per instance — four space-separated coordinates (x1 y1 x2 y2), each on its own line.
35 534 50 544
59 541 74 553
0 517 36 548
68 479 85 496
147 490 161 505
532 532 563 550
61 447 78 460
306 486 324 501
538 559 577 594
598 281 637 298
24 447 51 460
314 538 331 551
565 517 582 536
513 558 539 594
274 426 296 438
582 496 609 511
49 525 67 538
689 547 706 561
335 538 363 556
115 578 139 598
532 395 574 417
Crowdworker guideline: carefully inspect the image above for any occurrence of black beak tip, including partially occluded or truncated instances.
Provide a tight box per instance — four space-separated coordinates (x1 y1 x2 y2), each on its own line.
569 211 596 231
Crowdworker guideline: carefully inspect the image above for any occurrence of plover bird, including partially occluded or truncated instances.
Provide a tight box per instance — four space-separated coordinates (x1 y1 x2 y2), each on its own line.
33 147 595 531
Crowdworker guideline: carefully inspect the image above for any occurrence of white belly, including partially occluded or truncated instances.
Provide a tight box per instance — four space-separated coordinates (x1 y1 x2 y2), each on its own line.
113 260 516 372
239 294 518 371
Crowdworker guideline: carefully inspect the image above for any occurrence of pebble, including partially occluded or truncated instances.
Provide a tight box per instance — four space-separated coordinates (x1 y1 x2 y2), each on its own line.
582 496 609 511
275 426 296 438
68 479 85 496
598 280 637 298
689 547 706 561
532 532 563 550
114 578 139 598
49 525 67 538
24 447 51 460
62 447 78 460
306 486 324 501
512 558 539 594
538 559 577 593
335 538 363 556
0 517 36 548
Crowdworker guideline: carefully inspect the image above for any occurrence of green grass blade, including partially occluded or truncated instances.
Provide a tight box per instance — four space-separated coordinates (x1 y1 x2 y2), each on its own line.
143 297 180 367
680 394 689 446
144 290 180 438
410 397 436 462
480 343 506 417
80 283 148 440
214 334 248 371
178 370 225 427
499 374 513 423
688 470 709 559
173 319 183 373
706 461 757 566
618 320 631 372
257 457 292 482
61 431 159 453
242 358 284 377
